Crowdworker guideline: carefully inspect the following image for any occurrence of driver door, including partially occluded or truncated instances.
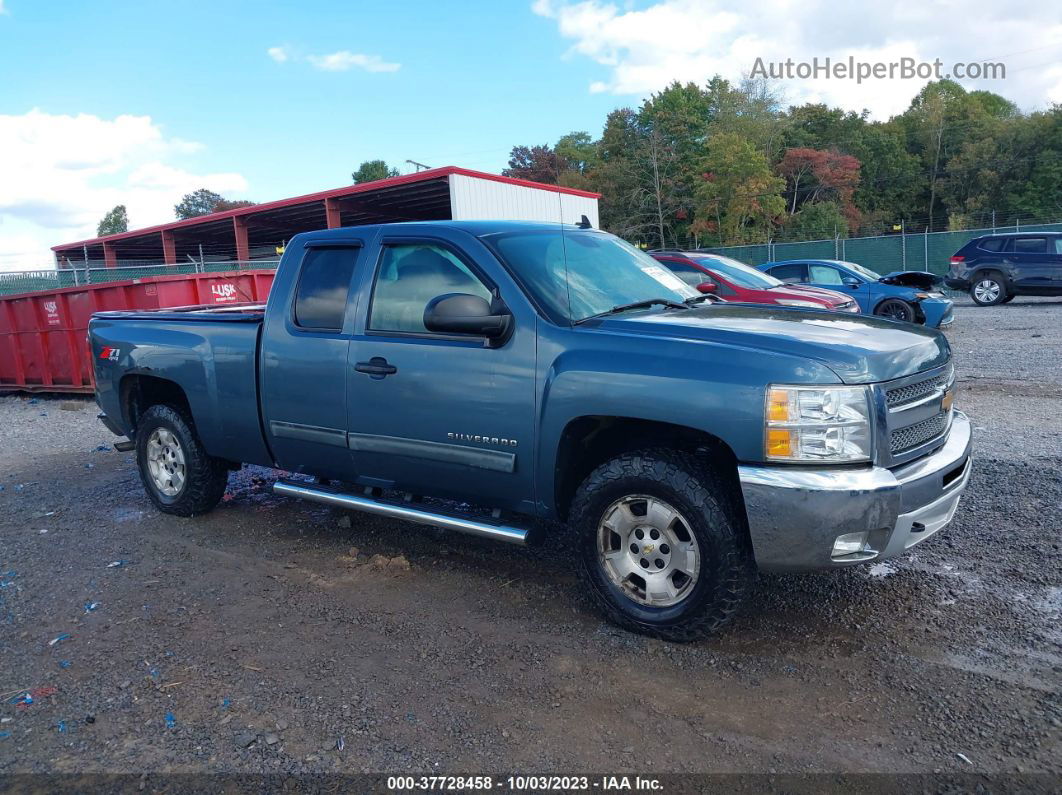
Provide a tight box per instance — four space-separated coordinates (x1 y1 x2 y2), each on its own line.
346 236 537 514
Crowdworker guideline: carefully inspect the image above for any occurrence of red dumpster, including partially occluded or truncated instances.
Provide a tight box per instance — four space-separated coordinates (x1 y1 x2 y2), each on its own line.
0 270 275 394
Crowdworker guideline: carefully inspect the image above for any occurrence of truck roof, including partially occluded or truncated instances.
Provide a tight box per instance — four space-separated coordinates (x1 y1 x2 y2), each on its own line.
294 220 589 240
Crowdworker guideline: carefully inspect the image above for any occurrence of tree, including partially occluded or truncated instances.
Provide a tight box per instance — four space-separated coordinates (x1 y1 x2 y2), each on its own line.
175 189 225 220
502 145 567 184
692 132 786 245
554 132 598 174
777 148 861 230
352 160 400 184
97 205 128 236
784 202 850 241
705 77 788 160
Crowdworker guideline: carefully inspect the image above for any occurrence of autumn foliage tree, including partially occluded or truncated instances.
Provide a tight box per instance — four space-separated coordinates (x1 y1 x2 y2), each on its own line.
777 148 861 231
502 145 567 184
498 78 1059 245
693 133 786 245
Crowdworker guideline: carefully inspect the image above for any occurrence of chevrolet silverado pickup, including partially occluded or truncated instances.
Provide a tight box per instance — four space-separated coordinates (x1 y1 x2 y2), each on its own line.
89 221 972 641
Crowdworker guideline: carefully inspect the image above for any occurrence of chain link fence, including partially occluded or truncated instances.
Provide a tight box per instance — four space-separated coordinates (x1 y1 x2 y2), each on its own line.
0 260 279 297
701 221 1062 275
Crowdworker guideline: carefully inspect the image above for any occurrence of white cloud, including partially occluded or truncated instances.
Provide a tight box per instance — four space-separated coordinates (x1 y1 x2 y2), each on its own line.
307 50 401 73
267 45 290 63
0 1 7 15
534 0 1062 118
0 110 247 269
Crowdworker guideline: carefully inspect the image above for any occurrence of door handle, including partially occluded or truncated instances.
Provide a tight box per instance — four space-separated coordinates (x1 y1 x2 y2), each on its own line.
354 357 397 378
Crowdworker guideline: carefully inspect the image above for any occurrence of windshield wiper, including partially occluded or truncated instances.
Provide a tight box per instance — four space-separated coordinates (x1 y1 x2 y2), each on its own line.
574 297 688 325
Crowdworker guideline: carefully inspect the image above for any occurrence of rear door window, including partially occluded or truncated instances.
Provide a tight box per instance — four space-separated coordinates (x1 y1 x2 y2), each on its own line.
1054 239 1062 255
769 264 808 284
1012 237 1047 253
293 246 360 330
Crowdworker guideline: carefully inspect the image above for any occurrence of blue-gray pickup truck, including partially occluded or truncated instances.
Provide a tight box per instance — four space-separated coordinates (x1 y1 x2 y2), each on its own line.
89 221 972 640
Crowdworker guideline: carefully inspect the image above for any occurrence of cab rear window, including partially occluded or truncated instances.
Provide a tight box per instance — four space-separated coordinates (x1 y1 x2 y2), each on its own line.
294 246 359 330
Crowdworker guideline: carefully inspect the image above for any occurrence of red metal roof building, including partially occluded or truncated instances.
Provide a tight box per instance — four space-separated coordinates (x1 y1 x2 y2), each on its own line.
52 167 601 268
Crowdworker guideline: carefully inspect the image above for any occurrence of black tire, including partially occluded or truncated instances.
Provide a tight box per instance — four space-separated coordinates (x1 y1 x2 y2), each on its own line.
135 404 229 517
970 271 1008 306
570 449 752 642
874 298 916 323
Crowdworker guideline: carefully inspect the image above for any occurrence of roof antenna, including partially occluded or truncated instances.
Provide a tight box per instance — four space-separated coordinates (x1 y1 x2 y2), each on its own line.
576 214 592 229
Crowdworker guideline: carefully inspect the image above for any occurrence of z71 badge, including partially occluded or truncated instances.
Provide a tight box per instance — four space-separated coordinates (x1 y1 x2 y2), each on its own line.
98 346 120 362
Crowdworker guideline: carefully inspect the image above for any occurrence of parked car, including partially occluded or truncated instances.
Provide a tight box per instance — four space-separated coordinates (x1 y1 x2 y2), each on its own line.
649 251 859 312
89 221 970 641
946 232 1062 305
759 259 954 327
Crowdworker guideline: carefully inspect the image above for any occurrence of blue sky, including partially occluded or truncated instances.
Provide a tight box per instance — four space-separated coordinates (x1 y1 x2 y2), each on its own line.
0 0 620 199
1 0 1059 266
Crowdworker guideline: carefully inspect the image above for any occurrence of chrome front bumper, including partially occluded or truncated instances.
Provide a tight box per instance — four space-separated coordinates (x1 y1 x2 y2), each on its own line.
737 411 972 572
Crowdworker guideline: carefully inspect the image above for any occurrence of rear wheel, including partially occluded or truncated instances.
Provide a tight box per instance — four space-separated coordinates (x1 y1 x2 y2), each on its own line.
875 298 916 323
971 272 1007 305
135 404 229 516
571 449 751 642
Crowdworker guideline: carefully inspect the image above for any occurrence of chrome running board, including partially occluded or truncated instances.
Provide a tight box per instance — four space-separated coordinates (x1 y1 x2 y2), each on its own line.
273 480 528 546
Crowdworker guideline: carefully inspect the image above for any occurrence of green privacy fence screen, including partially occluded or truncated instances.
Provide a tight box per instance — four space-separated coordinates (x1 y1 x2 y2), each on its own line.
702 222 1062 275
0 261 279 297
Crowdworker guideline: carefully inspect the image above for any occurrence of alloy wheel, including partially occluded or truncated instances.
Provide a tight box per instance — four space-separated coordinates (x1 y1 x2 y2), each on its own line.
597 495 701 607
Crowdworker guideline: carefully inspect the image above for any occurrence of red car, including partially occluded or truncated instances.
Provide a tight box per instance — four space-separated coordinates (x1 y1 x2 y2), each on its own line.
650 251 859 313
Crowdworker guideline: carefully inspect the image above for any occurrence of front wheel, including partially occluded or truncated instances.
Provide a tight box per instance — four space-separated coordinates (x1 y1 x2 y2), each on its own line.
570 449 752 642
875 298 916 323
135 404 229 517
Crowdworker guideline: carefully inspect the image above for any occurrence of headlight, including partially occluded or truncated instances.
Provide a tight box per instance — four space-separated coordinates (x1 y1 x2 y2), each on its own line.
765 385 872 462
775 299 821 308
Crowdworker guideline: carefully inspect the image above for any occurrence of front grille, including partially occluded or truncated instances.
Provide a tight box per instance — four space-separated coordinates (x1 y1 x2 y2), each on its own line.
891 411 948 453
886 366 953 409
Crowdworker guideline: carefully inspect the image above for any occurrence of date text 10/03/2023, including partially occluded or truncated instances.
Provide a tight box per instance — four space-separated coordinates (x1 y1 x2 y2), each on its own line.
386 775 663 791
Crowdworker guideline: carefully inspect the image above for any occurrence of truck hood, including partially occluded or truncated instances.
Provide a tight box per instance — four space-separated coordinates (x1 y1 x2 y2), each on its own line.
596 304 950 383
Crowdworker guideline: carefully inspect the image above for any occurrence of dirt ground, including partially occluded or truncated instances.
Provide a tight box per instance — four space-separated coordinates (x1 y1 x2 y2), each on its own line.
0 297 1059 783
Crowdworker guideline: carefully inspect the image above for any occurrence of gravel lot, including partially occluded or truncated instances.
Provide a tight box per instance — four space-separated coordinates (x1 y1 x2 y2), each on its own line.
0 297 1058 783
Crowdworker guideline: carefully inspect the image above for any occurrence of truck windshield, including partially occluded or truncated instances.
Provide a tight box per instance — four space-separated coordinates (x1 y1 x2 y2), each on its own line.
486 229 698 323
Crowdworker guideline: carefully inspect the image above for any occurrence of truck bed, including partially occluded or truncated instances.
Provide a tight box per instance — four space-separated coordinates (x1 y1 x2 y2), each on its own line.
89 305 272 467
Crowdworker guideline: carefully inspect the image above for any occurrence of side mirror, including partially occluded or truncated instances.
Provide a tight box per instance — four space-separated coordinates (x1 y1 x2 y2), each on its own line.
424 293 511 338
842 277 861 288
696 281 718 294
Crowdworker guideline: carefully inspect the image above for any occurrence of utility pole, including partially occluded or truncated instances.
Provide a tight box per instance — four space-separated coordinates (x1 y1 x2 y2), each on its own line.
991 210 996 233
406 160 431 172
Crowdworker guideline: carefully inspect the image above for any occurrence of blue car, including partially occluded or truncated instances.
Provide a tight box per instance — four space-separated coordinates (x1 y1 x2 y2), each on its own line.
759 259 954 328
